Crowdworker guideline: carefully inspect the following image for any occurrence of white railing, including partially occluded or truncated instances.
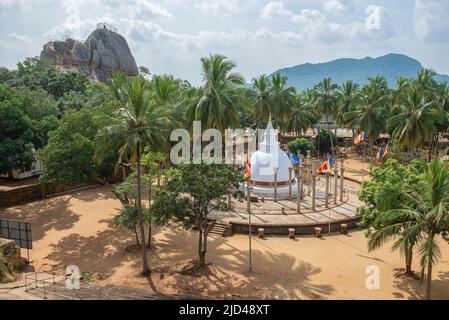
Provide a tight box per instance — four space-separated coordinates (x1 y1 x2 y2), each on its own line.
96 22 118 33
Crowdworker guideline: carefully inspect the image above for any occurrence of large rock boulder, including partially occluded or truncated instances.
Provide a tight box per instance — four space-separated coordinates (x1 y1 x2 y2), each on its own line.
40 27 139 82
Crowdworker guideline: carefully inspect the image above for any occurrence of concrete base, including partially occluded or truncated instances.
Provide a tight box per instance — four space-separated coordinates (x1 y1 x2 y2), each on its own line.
241 183 298 200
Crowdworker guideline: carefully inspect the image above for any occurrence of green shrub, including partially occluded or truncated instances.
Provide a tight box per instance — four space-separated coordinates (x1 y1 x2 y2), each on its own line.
287 138 315 156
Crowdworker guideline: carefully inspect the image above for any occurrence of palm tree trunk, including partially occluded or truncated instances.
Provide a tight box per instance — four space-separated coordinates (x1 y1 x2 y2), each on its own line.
426 234 435 300
136 144 150 275
405 245 413 275
426 261 433 300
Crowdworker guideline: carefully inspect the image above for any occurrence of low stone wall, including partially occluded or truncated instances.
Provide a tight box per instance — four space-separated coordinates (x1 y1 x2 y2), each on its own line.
0 182 85 207
0 175 123 208
0 238 22 269
230 216 360 236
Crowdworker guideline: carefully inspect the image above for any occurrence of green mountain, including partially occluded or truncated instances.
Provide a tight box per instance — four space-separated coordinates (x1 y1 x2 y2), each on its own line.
273 53 449 91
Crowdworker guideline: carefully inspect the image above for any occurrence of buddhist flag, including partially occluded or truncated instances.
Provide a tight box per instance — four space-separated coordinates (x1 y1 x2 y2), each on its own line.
317 157 331 174
244 161 251 179
376 144 390 162
376 145 384 162
384 144 390 157
354 131 367 145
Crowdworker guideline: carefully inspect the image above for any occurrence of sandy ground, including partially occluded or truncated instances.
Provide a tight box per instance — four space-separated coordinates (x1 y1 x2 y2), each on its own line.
0 158 448 300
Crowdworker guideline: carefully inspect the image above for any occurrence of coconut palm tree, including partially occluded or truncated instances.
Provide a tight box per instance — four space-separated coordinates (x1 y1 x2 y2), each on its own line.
336 80 359 136
250 75 272 124
346 81 388 165
95 77 173 275
388 87 440 156
270 72 295 126
415 69 438 99
285 94 317 136
369 158 449 300
314 78 339 152
187 54 245 132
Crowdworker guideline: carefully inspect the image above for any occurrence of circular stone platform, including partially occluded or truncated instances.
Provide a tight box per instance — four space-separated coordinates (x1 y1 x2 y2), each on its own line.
210 179 362 235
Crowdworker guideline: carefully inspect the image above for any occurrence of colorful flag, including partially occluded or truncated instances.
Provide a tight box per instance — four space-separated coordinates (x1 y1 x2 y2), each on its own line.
354 131 367 145
376 145 384 162
329 152 333 168
244 161 251 179
316 157 331 174
376 144 390 162
384 144 390 157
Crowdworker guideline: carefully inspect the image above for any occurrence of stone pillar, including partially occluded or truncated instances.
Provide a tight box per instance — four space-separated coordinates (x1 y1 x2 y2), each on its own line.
311 160 317 211
339 159 345 202
333 159 338 205
296 169 301 213
247 184 251 213
288 167 293 201
274 169 278 202
325 171 329 208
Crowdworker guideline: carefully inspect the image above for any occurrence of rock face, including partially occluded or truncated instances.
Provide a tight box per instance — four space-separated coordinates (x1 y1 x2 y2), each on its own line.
40 28 139 82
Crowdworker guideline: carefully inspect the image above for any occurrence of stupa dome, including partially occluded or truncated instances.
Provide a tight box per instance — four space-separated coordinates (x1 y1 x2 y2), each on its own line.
250 121 295 188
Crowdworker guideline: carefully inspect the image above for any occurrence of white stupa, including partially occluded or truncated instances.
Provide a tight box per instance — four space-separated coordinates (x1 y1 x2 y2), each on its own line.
248 121 297 199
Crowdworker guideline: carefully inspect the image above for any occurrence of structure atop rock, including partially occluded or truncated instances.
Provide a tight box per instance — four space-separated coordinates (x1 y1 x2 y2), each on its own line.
40 23 139 82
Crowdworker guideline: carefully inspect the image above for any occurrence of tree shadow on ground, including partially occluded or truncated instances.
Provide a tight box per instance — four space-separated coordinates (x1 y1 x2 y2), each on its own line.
0 197 79 242
392 270 449 300
66 186 118 203
44 219 138 279
152 227 334 299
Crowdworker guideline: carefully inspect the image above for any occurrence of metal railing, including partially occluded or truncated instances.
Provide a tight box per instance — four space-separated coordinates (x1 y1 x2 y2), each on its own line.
24 270 80 300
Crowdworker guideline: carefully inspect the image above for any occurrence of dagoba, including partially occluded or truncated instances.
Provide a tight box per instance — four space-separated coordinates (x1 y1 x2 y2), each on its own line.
248 121 297 199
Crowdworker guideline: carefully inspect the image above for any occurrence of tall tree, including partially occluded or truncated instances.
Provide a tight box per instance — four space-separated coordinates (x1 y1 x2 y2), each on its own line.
369 158 449 300
285 94 317 136
250 75 272 124
95 77 172 275
187 54 245 132
151 163 242 269
347 79 388 165
336 80 359 135
314 78 339 153
388 87 440 156
270 72 295 126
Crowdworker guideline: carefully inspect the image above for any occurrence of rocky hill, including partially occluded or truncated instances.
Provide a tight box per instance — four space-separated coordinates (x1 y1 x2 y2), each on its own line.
273 53 449 91
40 27 138 82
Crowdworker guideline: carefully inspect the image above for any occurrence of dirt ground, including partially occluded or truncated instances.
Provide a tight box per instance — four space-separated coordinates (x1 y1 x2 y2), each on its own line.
1 158 448 300
1 185 449 299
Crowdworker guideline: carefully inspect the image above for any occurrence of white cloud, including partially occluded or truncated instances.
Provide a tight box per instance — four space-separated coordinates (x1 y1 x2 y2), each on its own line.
323 0 348 14
9 33 32 44
259 1 292 19
413 0 449 42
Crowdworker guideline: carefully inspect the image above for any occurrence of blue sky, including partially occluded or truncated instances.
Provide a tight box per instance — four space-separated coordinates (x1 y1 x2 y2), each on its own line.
1 0 448 85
